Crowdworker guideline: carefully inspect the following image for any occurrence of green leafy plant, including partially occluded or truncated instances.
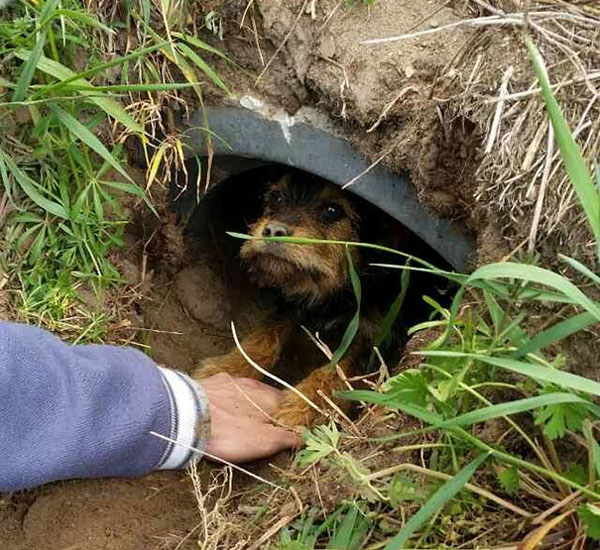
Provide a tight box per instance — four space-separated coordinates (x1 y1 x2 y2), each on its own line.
278 504 370 550
0 0 229 339
341 35 600 548
578 504 600 541
329 246 361 368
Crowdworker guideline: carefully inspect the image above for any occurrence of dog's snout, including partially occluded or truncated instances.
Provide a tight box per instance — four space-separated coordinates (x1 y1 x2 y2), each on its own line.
262 221 293 238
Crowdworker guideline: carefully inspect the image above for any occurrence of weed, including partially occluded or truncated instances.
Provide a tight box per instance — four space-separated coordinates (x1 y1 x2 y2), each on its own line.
278 503 370 550
0 0 228 340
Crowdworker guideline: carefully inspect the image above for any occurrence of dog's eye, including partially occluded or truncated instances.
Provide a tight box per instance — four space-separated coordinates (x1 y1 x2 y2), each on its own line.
322 203 343 222
268 191 284 206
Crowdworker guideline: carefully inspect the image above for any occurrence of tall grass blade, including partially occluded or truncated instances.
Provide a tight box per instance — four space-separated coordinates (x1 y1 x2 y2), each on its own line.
12 0 61 101
340 388 587 430
173 32 237 65
330 247 361 368
513 311 598 358
156 42 203 100
371 262 410 364
337 389 444 426
440 393 589 428
226 232 455 278
419 351 600 397
177 42 230 94
373 262 575 304
57 82 201 93
526 36 600 251
384 453 489 550
0 148 68 219
559 254 600 286
584 422 600 481
30 42 168 98
50 106 132 182
14 51 143 134
13 29 47 102
43 9 115 34
468 263 600 321
141 0 151 42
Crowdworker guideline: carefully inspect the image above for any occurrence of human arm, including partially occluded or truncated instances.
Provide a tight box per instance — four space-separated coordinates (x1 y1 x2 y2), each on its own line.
0 321 299 491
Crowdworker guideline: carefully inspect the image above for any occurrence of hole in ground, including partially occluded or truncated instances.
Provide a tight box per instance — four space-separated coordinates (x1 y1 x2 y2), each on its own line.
143 159 454 387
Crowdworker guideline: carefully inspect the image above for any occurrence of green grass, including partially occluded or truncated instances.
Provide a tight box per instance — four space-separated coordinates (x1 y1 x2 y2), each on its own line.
0 0 228 341
1 3 598 547
277 502 371 550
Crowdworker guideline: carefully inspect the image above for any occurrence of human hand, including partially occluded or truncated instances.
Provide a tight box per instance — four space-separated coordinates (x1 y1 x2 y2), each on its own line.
198 373 303 463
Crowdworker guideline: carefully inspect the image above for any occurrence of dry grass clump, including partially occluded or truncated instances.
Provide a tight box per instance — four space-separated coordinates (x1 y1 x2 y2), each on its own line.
446 0 600 264
186 464 250 550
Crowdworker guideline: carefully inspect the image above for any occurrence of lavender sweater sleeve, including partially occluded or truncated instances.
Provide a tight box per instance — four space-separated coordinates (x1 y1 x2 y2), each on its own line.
0 321 209 492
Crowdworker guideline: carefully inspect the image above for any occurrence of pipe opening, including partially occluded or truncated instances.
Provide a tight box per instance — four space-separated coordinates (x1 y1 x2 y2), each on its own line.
170 157 455 380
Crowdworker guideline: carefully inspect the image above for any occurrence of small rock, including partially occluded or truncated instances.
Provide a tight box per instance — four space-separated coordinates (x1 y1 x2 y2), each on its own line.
403 63 415 78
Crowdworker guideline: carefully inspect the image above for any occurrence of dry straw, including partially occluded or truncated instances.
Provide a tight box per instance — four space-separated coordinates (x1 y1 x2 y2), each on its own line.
364 0 599 263
460 1 600 262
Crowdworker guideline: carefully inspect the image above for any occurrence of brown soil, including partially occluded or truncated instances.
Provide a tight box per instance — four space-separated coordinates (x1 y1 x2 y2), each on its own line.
0 473 201 550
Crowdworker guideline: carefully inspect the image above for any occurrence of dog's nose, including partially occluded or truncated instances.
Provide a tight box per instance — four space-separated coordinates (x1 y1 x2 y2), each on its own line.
262 221 293 238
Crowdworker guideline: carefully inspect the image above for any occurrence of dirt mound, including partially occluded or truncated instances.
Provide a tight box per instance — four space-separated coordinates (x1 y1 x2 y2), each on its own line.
0 473 201 550
260 0 481 219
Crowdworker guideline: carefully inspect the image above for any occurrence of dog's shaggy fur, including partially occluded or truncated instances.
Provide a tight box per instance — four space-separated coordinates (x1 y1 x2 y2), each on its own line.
193 170 438 426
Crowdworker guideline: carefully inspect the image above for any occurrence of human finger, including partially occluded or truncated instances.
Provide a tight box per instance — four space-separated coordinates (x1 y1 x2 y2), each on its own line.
262 425 304 455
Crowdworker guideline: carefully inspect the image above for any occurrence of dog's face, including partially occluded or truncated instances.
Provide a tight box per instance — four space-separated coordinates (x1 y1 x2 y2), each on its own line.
241 175 360 304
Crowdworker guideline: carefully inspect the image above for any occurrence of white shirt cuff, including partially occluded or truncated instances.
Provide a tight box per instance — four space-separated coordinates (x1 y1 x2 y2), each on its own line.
156 368 210 470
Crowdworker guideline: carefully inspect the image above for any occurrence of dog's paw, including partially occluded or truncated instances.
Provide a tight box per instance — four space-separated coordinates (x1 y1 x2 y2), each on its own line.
274 391 323 428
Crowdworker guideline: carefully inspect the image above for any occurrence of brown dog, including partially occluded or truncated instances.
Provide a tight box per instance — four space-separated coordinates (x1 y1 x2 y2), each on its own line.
192 171 429 427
